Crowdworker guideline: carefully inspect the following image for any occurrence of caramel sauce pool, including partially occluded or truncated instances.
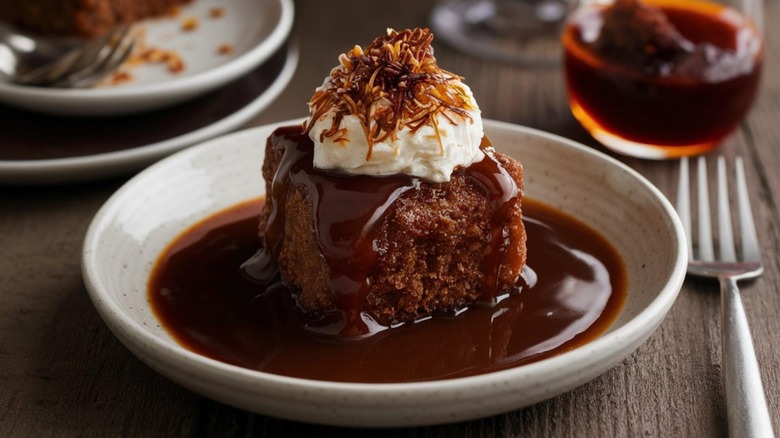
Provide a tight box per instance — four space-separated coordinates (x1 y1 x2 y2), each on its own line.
149 199 626 383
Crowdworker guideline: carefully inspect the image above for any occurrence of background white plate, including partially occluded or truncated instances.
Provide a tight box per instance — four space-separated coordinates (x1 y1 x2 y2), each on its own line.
0 45 297 186
82 119 687 427
0 0 293 116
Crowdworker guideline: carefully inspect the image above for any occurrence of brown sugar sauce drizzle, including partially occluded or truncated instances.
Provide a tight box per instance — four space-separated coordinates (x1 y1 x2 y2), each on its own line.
243 127 520 336
149 198 627 383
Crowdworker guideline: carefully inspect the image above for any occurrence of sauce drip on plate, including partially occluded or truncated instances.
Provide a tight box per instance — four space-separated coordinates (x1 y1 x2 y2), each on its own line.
148 199 626 383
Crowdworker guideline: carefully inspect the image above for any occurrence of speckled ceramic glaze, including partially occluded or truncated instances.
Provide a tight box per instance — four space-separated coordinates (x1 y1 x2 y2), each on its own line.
82 119 687 427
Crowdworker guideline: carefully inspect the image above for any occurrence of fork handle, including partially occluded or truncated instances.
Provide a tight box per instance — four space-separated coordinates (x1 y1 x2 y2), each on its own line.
721 276 775 437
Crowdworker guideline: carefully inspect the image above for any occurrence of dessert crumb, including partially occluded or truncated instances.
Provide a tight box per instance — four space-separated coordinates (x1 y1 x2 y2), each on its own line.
110 71 133 85
141 48 168 63
210 7 225 18
166 52 186 73
168 6 181 17
130 47 186 74
217 43 235 55
181 17 198 31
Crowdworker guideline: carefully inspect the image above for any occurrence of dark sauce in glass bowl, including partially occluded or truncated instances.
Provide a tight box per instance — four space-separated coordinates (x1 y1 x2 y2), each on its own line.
148 198 626 383
563 0 763 153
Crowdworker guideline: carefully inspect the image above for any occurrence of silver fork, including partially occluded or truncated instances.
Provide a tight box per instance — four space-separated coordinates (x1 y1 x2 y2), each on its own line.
0 22 134 88
51 26 135 88
677 156 774 437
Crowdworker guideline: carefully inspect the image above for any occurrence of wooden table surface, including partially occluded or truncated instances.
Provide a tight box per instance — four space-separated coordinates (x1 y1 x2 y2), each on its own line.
2 0 779 436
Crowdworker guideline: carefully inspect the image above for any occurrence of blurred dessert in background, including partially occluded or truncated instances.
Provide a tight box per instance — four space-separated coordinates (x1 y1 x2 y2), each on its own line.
0 0 192 38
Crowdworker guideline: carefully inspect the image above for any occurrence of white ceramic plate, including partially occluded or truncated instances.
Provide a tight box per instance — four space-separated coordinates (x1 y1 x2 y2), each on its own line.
82 119 687 427
0 0 293 116
0 44 297 186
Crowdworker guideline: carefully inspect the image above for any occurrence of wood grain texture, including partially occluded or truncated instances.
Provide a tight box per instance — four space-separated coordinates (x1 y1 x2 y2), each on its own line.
1 0 779 436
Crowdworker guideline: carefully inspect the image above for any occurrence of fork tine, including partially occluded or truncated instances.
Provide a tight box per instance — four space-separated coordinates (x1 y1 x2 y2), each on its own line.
17 25 127 86
66 25 129 79
676 157 693 260
70 25 128 73
697 157 715 261
735 157 761 263
55 27 133 88
60 39 135 88
102 38 134 71
717 157 737 262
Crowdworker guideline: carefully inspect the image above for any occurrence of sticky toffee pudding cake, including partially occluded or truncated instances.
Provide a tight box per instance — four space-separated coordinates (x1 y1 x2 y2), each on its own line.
248 28 526 336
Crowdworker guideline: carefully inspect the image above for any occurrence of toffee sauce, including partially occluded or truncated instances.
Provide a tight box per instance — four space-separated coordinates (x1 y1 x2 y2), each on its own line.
149 198 627 383
563 1 763 148
244 127 521 336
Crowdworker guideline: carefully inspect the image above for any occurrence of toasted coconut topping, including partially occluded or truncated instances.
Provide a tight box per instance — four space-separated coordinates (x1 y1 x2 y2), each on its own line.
305 28 477 160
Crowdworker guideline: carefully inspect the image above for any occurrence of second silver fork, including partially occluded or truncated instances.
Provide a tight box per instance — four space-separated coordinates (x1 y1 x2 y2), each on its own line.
677 156 774 438
0 23 134 88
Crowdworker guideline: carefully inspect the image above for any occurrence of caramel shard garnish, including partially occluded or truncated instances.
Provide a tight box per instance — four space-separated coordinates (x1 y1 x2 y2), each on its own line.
305 28 476 160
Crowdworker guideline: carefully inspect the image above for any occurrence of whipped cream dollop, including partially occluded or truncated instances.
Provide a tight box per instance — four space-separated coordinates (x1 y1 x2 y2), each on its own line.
305 28 485 183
